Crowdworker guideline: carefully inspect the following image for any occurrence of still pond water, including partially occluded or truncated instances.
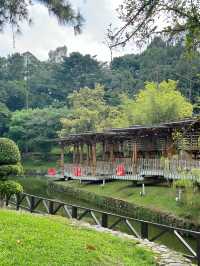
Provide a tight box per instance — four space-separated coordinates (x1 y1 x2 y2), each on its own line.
12 176 197 261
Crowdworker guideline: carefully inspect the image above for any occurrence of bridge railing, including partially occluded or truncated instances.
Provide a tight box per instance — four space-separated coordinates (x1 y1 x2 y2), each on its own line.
5 192 200 265
64 159 200 180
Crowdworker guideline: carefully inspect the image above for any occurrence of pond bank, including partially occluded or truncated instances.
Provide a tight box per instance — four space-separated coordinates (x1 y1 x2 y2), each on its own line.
50 181 200 232
74 220 193 266
11 176 198 258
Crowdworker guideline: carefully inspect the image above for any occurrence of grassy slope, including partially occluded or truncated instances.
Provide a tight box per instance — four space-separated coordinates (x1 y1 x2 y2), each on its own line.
0 209 156 266
58 181 200 223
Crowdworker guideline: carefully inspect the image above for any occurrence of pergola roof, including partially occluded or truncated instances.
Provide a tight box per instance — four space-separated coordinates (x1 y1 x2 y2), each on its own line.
52 118 200 145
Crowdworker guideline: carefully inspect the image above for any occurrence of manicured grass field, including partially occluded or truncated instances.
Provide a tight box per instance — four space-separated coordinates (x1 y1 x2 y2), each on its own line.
0 209 156 266
59 180 200 223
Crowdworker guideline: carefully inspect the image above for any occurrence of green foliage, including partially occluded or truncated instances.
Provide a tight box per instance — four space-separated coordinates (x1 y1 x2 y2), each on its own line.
0 163 23 178
0 138 23 188
54 52 104 95
0 209 156 266
122 80 193 125
0 181 23 197
8 107 69 152
0 138 21 164
0 138 23 197
60 84 122 135
0 102 10 135
173 175 197 207
60 81 193 135
109 1 200 54
0 40 200 151
173 178 194 189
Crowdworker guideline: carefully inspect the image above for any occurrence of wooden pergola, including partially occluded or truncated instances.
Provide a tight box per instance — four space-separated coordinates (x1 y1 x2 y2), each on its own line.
51 118 200 181
51 118 199 179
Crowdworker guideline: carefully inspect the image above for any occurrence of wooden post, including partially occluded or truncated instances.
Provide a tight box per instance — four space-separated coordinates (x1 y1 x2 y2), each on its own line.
120 141 124 156
92 143 96 176
80 144 84 164
87 144 91 166
77 144 80 164
132 143 137 174
16 194 20 210
141 222 148 239
60 144 65 177
197 236 200 266
72 206 78 219
102 141 106 161
86 144 89 165
48 201 54 215
30 196 35 213
109 143 114 163
73 144 76 164
101 213 108 227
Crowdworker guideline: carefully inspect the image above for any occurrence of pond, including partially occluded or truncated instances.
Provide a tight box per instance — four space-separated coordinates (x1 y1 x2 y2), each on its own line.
11 175 197 262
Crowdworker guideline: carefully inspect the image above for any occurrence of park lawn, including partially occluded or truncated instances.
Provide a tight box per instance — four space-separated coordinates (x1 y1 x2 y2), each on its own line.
58 180 200 223
0 209 156 266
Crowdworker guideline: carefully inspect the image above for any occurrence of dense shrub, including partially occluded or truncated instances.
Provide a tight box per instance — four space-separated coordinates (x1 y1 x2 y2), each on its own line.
0 138 21 164
0 181 23 197
0 138 23 203
0 164 23 178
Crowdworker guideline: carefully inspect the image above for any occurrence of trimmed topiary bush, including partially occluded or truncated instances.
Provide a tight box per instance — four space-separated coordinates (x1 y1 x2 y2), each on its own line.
0 181 23 197
0 138 23 179
0 138 23 206
0 138 21 165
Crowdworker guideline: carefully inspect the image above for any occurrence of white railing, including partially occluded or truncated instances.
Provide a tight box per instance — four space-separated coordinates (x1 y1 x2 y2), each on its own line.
64 159 200 181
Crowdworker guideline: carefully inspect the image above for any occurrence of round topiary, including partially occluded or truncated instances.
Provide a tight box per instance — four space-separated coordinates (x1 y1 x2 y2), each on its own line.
0 138 21 165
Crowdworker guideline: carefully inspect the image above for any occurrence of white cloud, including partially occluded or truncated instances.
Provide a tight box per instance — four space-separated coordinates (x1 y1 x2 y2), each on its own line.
0 0 136 61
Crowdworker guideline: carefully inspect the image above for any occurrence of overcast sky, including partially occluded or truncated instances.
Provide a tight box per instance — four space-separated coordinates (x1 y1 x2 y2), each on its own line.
0 0 138 62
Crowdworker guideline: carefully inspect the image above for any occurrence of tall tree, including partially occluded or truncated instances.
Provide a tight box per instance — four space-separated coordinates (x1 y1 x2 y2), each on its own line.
59 84 121 135
55 52 104 95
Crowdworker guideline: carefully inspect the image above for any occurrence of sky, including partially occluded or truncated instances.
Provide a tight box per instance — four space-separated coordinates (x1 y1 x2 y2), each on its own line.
0 0 137 62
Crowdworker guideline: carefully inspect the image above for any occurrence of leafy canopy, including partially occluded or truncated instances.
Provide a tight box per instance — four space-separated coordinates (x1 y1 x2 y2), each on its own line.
60 84 122 135
109 0 200 53
119 80 193 125
60 81 193 135
8 107 69 152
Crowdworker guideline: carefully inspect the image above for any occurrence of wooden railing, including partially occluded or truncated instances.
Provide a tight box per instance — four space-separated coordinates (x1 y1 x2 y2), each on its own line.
5 193 200 265
64 159 200 180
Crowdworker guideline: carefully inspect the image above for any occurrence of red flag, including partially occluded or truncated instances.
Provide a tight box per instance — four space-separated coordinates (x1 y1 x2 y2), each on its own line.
73 166 82 177
116 164 125 176
48 168 57 176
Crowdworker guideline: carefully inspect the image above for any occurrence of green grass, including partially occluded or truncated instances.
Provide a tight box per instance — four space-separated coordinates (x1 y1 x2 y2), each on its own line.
58 180 200 223
0 209 156 266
